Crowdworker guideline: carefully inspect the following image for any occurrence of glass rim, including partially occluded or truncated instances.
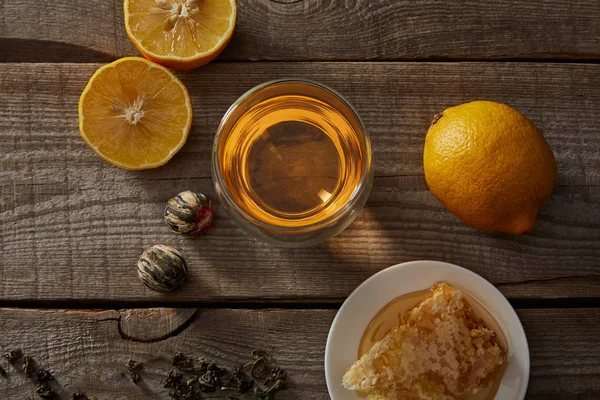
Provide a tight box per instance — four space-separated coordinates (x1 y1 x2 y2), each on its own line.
212 78 373 232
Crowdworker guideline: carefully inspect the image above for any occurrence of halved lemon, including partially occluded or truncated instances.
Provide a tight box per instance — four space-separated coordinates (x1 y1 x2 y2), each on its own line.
124 0 237 70
78 57 192 170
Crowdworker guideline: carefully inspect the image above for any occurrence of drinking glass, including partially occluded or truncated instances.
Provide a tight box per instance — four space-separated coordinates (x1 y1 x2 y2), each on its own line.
212 79 373 247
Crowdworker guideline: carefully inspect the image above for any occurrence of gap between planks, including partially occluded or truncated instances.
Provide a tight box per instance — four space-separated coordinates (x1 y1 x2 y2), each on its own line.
3 45 600 65
1 297 600 311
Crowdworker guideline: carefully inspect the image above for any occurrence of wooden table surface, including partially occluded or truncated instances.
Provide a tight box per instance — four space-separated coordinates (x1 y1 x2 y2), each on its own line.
1 1 599 399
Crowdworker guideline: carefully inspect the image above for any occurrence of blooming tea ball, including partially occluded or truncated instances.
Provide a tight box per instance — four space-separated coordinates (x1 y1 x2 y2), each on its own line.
137 245 188 293
164 190 214 235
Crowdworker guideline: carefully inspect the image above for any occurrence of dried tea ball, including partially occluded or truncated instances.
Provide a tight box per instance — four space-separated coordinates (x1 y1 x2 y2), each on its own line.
164 190 214 235
137 245 188 293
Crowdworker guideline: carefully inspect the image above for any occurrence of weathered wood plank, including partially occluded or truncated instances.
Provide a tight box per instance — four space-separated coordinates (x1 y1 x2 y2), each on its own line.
0 308 329 399
1 0 600 62
0 307 598 398
0 62 599 302
519 308 600 399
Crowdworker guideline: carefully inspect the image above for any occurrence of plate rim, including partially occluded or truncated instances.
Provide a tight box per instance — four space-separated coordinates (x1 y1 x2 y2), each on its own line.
325 260 530 400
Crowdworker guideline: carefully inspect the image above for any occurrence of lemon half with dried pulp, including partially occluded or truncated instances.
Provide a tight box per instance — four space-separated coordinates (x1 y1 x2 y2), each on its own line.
78 57 192 170
124 0 237 70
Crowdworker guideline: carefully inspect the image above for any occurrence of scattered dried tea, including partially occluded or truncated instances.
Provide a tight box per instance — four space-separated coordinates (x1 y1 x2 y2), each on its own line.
166 349 287 399
126 359 143 384
4 348 23 363
10 346 289 399
22 354 34 378
34 382 56 399
2 346 287 399
2 349 99 399
248 350 287 399
164 370 203 400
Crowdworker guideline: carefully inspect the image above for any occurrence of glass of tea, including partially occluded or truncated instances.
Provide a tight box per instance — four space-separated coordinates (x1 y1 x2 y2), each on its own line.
212 79 373 247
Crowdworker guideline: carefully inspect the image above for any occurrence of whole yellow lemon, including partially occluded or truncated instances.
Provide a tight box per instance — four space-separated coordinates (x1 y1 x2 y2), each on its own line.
423 101 557 234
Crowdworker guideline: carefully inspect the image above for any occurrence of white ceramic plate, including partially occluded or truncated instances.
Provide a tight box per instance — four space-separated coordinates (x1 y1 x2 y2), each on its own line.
325 260 530 400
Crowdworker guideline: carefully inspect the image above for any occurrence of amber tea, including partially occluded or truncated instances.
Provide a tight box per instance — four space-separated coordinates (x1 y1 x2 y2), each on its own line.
213 80 372 246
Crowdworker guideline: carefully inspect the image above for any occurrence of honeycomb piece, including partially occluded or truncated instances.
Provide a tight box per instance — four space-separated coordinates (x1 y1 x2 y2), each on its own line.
342 282 507 400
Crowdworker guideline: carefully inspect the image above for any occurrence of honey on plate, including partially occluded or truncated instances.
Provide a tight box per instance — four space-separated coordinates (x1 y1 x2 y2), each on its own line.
345 283 509 400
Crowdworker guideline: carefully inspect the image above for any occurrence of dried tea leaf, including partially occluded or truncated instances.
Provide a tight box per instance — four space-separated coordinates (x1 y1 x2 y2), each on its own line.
126 359 143 384
4 348 23 363
34 382 56 399
71 390 88 400
192 359 208 375
251 350 272 364
126 359 142 372
172 351 195 371
244 349 273 380
164 370 184 389
22 354 34 378
254 378 285 399
265 367 286 385
186 375 199 387
222 368 254 394
253 386 273 400
36 368 54 383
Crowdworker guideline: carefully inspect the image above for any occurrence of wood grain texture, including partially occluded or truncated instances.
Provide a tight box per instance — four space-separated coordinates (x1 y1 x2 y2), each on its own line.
1 0 600 62
518 308 600 399
0 307 599 399
1 62 599 303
